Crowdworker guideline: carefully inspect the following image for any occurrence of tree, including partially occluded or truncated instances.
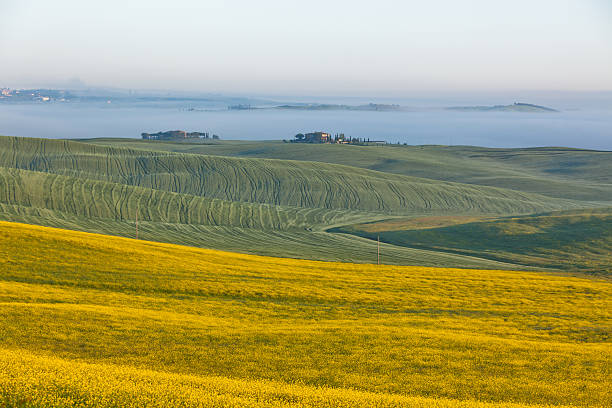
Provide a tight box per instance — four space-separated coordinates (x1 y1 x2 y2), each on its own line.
295 133 305 141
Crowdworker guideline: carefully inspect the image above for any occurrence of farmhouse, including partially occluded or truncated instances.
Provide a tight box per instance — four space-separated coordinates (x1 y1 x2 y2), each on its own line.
304 132 331 143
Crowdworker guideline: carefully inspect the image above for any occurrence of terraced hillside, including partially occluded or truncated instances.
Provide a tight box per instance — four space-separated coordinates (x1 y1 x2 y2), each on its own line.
91 139 612 202
1 222 610 407
333 208 612 276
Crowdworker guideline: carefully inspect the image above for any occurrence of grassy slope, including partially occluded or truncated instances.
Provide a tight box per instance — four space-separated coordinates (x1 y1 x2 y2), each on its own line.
89 139 612 202
0 203 526 269
1 221 610 407
0 135 596 269
0 167 365 231
333 208 612 276
0 166 526 269
0 136 588 215
0 168 520 269
0 137 607 269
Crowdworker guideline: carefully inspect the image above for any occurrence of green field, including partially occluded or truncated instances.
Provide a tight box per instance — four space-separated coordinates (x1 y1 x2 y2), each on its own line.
0 159 528 269
333 208 612 276
4 135 609 270
1 221 610 407
1 136 588 214
83 139 612 202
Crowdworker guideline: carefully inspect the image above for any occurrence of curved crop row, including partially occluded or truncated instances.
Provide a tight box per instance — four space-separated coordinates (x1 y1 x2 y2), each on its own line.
0 203 523 269
0 167 366 231
0 136 587 215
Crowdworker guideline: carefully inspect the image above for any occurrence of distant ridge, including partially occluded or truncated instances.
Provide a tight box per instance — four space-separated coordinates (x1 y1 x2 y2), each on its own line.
235 102 558 113
446 102 558 112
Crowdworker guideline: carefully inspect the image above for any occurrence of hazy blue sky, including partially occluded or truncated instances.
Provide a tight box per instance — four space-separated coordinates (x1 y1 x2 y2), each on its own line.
1 0 611 94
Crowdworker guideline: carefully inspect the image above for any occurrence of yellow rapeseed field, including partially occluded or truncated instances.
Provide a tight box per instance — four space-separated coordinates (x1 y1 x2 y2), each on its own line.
0 221 610 407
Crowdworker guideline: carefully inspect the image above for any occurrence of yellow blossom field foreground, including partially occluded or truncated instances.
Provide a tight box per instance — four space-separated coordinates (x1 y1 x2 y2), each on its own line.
0 221 610 407
0 349 583 408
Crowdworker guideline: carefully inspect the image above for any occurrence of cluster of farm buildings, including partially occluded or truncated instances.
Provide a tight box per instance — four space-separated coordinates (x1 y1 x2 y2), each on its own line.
292 131 385 145
139 129 384 145
141 130 219 140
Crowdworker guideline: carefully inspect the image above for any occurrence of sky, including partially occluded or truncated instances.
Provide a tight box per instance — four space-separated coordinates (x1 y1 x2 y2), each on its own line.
1 0 611 95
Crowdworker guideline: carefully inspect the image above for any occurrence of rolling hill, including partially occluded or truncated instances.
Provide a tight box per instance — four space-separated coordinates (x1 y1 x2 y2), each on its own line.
0 221 610 407
0 136 589 214
1 137 543 269
332 208 612 276
0 135 607 271
84 139 612 202
0 167 364 231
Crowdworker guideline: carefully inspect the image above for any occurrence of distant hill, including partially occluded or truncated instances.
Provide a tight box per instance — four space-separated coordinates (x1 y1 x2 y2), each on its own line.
446 102 558 112
232 102 558 113
229 102 558 113
273 103 403 111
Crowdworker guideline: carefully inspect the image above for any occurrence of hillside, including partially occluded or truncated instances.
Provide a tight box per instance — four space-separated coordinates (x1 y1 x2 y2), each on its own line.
0 167 364 231
333 208 612 276
85 139 612 202
0 139 535 269
0 205 524 270
1 221 610 407
1 135 607 271
0 136 587 214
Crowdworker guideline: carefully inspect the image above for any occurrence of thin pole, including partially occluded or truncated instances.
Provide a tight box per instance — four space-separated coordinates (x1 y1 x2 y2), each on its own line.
377 235 380 265
135 207 139 240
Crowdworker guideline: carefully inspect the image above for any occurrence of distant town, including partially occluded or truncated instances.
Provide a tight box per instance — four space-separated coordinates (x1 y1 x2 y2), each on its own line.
0 88 72 102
